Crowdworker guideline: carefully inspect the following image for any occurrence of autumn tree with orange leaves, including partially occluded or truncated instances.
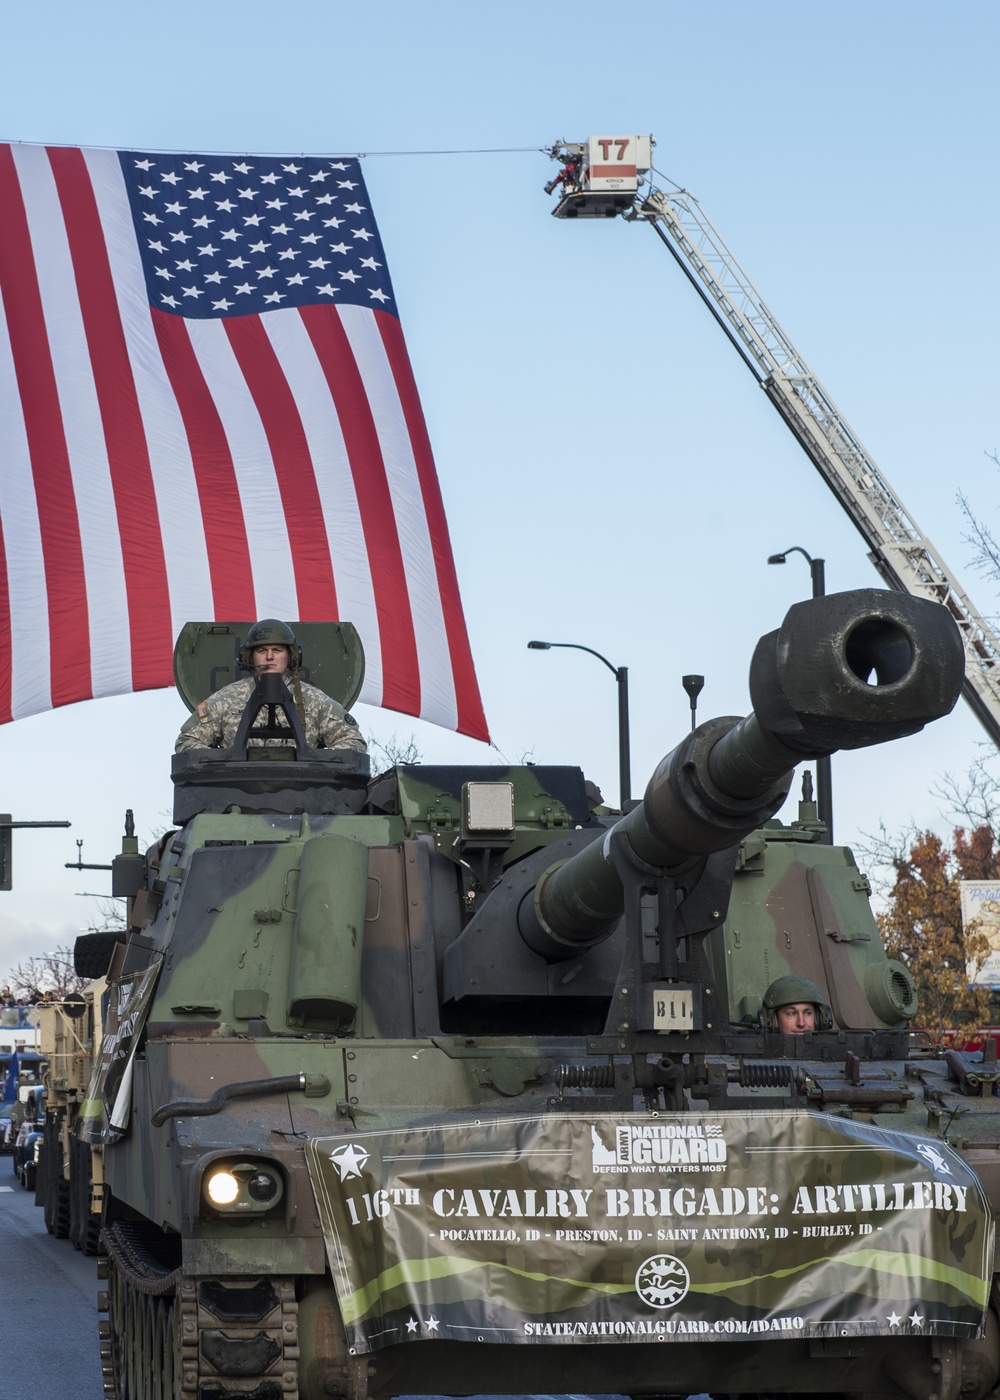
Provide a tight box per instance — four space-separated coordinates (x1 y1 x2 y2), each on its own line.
876 459 1000 1033
875 823 999 1036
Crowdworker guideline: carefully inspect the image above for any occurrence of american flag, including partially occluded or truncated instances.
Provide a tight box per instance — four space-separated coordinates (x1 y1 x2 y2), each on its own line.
0 142 488 740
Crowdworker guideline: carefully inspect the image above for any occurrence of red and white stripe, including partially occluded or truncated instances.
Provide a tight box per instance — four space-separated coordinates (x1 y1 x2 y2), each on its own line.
0 143 488 740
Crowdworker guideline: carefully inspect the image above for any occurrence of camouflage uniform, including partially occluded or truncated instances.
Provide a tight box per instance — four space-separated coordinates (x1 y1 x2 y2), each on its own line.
175 675 367 753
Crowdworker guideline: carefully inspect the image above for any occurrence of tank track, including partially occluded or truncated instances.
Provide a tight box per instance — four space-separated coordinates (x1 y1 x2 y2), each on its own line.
99 1221 299 1399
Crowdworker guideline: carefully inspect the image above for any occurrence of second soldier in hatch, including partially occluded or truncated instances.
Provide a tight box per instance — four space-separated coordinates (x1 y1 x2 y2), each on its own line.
175 619 367 754
760 975 832 1036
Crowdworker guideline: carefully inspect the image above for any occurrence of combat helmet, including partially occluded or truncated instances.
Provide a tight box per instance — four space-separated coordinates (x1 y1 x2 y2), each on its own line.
760 975 834 1032
239 618 303 673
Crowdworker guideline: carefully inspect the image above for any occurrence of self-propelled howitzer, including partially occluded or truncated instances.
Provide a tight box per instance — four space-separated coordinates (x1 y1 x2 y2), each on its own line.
446 588 964 1042
86 601 1000 1400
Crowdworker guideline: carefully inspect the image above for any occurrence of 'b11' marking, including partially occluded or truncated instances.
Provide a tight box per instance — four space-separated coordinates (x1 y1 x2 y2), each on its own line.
653 987 693 1031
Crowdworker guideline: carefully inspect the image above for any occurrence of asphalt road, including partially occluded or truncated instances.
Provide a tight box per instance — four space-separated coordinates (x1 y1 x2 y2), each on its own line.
0 1171 104 1399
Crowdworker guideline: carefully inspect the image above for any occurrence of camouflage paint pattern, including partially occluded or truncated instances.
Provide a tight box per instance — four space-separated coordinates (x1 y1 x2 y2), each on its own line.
711 822 910 1029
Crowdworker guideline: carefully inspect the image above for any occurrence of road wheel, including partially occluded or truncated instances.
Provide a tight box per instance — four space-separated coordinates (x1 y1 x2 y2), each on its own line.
106 1244 125 1398
123 1278 138 1400
149 1294 165 1400
155 1295 177 1400
107 1253 178 1400
138 1294 154 1400
141 1291 177 1400
103 1221 190 1399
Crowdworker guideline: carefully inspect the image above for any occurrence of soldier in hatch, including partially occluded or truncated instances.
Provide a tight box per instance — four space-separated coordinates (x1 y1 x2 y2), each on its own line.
760 975 833 1035
175 619 367 754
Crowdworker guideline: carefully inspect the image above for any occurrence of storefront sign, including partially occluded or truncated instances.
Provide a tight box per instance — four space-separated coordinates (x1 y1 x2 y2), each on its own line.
960 880 1000 987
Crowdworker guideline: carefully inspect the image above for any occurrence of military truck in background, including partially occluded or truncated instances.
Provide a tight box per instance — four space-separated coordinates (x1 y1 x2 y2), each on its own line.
81 600 1000 1400
0 1038 45 1155
36 977 108 1252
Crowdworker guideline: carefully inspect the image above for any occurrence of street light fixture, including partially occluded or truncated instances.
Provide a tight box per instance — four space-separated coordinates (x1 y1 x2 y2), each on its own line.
527 640 631 810
767 546 826 601
682 675 705 732
767 546 833 843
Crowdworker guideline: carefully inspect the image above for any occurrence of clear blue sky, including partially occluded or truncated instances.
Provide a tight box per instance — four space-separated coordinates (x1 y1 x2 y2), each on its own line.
1 0 998 975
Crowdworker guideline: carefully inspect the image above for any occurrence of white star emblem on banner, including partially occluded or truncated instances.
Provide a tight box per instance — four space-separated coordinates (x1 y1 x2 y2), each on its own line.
328 1142 370 1180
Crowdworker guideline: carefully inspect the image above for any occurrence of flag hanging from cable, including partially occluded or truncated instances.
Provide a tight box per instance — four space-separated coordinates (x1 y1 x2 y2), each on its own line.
0 143 488 740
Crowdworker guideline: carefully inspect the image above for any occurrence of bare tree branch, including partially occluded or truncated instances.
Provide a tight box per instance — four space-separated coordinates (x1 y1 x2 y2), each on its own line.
932 753 1000 831
365 731 422 774
957 451 1000 594
3 945 85 1000
84 898 127 932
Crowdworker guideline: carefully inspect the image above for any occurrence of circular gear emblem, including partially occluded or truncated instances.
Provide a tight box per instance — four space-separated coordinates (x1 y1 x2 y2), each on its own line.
634 1253 691 1309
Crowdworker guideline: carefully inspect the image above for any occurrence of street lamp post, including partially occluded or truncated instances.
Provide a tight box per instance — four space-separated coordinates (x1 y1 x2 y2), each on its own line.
767 546 832 843
528 640 631 810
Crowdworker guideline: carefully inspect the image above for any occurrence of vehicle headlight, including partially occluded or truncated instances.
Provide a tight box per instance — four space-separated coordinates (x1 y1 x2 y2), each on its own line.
206 1170 240 1205
203 1160 284 1214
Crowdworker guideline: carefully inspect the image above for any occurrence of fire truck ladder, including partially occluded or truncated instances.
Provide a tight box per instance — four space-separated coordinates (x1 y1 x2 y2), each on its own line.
548 138 1000 747
635 184 1000 748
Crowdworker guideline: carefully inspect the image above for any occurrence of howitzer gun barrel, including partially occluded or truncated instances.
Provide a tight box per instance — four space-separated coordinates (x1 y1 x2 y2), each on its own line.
518 590 964 960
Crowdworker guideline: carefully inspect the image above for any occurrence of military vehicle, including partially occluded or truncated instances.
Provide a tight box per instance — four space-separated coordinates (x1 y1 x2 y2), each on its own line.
36 978 108 1251
86 597 1000 1400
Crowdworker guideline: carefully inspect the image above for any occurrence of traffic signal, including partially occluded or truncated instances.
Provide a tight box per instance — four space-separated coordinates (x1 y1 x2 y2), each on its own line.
0 816 11 891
